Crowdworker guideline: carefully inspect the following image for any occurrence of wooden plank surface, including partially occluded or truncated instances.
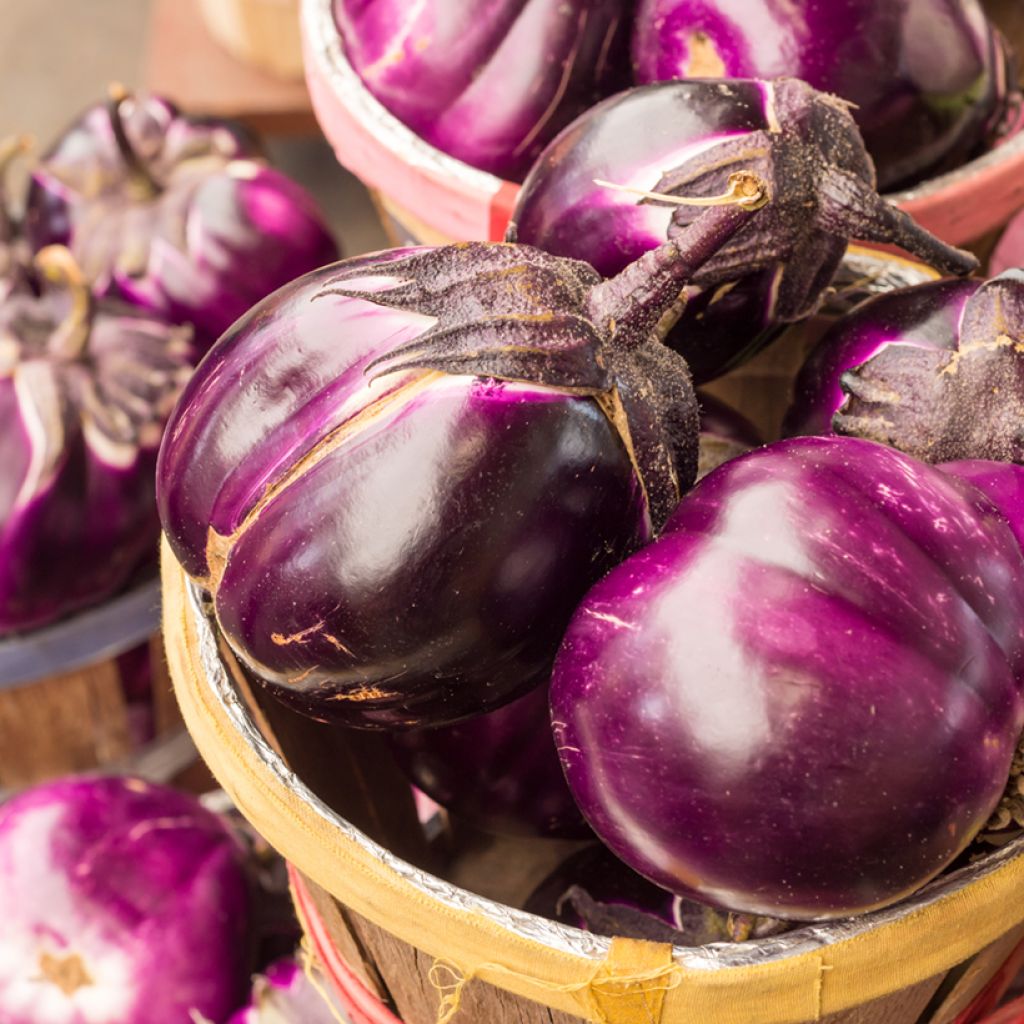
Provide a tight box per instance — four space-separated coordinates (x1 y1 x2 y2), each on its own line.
143 0 317 135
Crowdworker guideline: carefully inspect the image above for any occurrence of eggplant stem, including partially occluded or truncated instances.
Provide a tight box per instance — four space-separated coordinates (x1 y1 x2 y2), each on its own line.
35 245 93 360
594 171 770 212
106 83 160 201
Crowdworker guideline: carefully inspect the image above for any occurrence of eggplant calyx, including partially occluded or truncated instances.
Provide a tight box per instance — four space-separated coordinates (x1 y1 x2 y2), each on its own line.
834 271 1024 463
0 134 32 247
35 245 94 361
107 83 161 202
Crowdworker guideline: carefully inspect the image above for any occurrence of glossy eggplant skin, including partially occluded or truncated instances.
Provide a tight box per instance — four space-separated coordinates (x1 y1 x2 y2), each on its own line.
25 93 339 353
550 436 1024 919
942 460 1024 552
0 264 193 635
333 0 630 181
511 78 977 383
157 249 653 729
632 0 1013 191
785 272 1024 464
389 684 589 838
0 776 250 1024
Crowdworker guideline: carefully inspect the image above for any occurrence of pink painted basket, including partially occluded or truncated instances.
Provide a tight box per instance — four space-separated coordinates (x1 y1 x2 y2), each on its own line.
301 0 1024 249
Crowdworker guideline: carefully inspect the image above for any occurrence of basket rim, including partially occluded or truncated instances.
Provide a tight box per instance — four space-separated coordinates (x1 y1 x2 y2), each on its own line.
164 539 1024 1024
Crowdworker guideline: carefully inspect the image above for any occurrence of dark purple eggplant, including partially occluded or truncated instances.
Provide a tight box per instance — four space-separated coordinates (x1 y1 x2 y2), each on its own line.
25 90 339 354
632 0 1015 192
525 845 791 943
550 436 1024 919
332 0 630 181
697 392 762 479
1 248 193 635
158 195 766 728
785 271 1024 464
510 78 978 382
389 684 588 838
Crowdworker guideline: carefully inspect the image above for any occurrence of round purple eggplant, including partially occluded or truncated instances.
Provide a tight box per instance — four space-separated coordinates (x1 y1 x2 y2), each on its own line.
332 0 630 181
0 247 193 635
389 683 588 838
785 271 1024 464
227 958 343 1024
510 77 977 382
942 460 1024 551
632 0 1015 192
25 90 339 354
0 775 251 1024
550 435 1024 919
697 392 762 480
525 845 791 943
157 196 766 728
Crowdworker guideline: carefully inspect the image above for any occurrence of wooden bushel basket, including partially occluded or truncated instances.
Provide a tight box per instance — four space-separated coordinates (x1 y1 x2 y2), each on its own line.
198 0 305 80
0 578 191 792
301 0 1024 251
164 544 1024 1024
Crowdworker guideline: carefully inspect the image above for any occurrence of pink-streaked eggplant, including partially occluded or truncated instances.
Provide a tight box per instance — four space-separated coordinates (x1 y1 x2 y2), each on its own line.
0 775 251 1024
158 192 769 728
524 845 791 943
697 392 762 480
510 77 978 383
0 247 193 635
388 683 589 838
225 958 344 1024
785 271 1024 464
25 90 339 354
632 0 1015 192
332 0 630 181
942 460 1024 551
550 436 1024 919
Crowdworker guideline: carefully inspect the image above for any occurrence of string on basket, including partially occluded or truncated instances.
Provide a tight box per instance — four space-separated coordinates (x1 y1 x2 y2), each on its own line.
300 935 358 1024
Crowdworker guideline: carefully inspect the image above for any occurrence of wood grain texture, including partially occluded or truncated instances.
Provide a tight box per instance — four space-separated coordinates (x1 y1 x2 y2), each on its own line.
929 926 1024 1024
818 974 944 1024
0 657 131 787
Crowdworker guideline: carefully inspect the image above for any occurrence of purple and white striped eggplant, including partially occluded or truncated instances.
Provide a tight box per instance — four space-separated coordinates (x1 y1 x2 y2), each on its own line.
942 460 1024 551
333 0 630 181
632 0 1015 192
158 195 767 728
227 958 343 1024
0 775 251 1024
25 90 339 354
0 248 193 635
550 436 1024 919
510 78 977 383
388 683 589 838
525 845 790 943
785 271 1024 464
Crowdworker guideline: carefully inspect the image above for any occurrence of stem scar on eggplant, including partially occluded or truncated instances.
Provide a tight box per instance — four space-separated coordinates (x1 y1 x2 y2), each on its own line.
106 82 161 202
35 951 94 996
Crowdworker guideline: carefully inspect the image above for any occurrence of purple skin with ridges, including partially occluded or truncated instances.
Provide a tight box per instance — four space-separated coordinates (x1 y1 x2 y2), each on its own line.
942 461 1024 552
632 0 1013 192
550 436 1024 919
333 0 630 181
784 272 1024 465
158 202 761 728
0 252 193 635
389 684 590 838
511 78 978 383
25 92 339 353
0 775 251 1024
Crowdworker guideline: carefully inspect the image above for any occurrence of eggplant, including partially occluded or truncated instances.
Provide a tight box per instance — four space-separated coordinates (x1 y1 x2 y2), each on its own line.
25 90 339 354
0 776 251 1024
157 196 766 728
632 0 1015 191
942 460 1024 551
389 684 589 838
525 845 791 943
227 958 343 1024
332 0 630 181
510 77 978 382
0 248 193 635
785 271 1024 464
550 436 1024 919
